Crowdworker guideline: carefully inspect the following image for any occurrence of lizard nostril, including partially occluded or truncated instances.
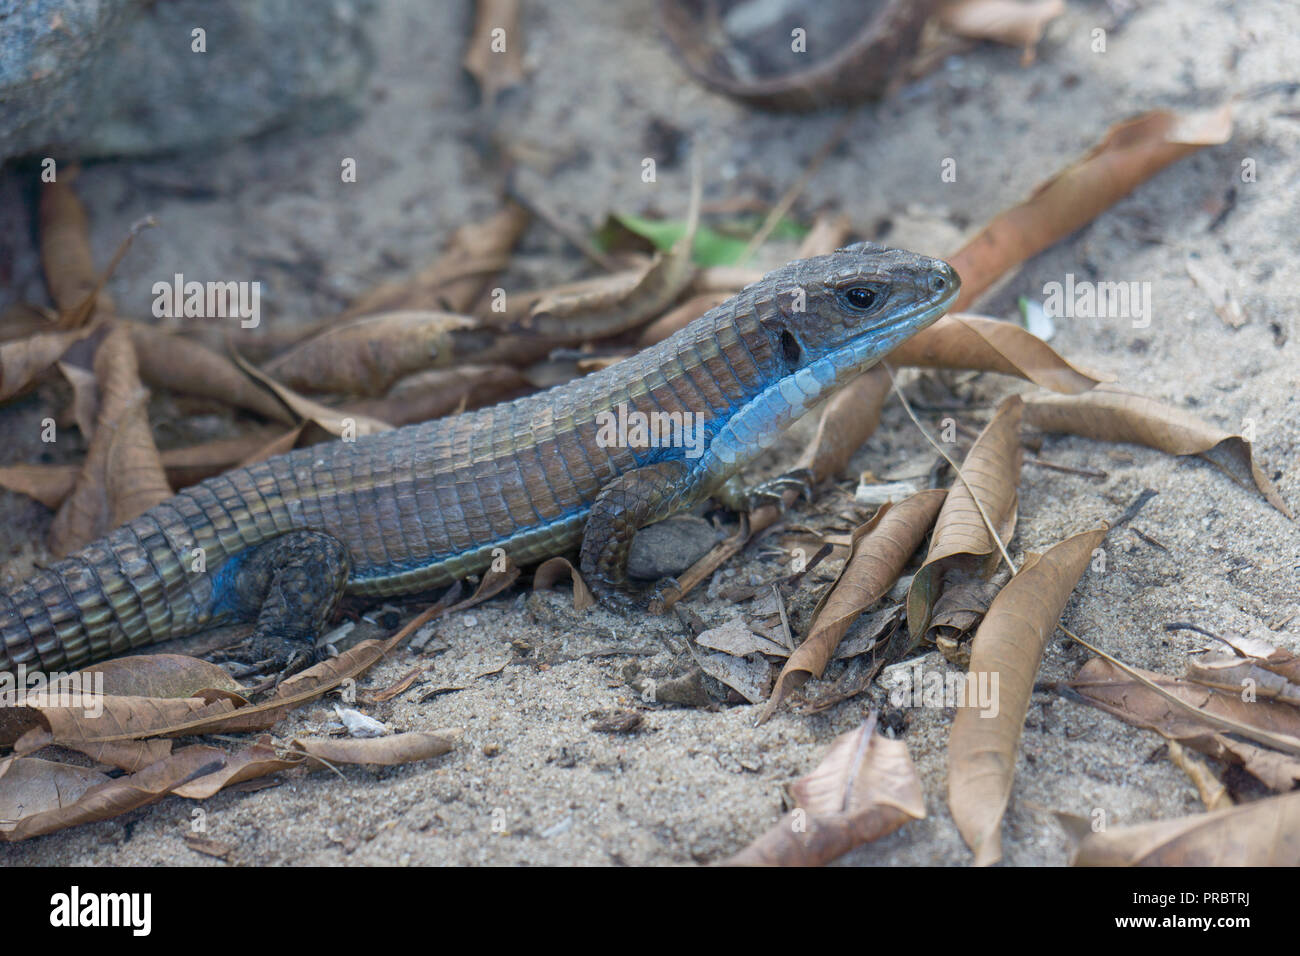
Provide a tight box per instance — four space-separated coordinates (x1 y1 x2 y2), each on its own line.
930 274 947 293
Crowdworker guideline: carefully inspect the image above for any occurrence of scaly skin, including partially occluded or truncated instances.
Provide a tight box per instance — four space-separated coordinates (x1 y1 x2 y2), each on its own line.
0 243 958 673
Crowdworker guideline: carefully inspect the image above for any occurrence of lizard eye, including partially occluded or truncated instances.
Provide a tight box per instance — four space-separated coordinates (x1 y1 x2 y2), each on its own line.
843 286 879 311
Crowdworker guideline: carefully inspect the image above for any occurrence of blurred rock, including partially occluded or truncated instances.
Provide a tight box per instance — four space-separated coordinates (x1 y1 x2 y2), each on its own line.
0 0 375 161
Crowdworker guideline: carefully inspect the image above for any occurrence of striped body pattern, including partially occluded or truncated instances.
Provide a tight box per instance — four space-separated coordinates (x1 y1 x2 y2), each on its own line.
0 244 958 673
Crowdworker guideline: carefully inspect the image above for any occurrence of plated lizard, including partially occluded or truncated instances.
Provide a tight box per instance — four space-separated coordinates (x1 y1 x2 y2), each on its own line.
0 243 958 673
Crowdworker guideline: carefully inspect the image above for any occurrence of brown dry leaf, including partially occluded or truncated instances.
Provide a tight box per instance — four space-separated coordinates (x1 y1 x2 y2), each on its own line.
53 654 246 699
532 556 595 611
174 638 404 736
462 0 526 105
345 364 531 427
660 0 936 111
948 105 1234 311
1213 632 1300 684
290 729 462 767
8 691 223 772
937 0 1065 65
126 321 294 423
759 489 946 725
725 714 926 866
1067 657 1300 771
523 177 700 343
1185 652 1300 705
38 166 110 319
0 324 99 402
261 311 479 397
888 313 1111 394
0 756 109 828
0 745 225 842
173 735 299 798
343 202 530 319
906 395 1023 641
948 526 1107 865
56 359 99 437
0 302 59 341
1072 790 1300 866
175 729 462 799
49 323 172 555
1024 388 1291 517
448 559 521 614
230 350 393 437
0 463 80 508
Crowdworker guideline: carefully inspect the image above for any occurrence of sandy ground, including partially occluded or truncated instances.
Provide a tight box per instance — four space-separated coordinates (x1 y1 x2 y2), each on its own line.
1 0 1297 866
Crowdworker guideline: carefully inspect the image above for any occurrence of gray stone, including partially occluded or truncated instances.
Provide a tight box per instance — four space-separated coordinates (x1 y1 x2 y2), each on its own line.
0 0 375 161
627 514 723 581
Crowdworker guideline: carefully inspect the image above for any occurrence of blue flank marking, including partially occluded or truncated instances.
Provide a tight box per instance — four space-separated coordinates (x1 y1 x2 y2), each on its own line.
207 550 249 617
347 507 590 582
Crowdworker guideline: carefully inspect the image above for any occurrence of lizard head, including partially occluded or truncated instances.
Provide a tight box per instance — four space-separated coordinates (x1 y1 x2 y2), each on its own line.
759 241 959 372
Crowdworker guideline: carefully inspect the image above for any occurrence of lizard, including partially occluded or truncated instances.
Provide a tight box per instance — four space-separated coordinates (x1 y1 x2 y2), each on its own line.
0 242 959 675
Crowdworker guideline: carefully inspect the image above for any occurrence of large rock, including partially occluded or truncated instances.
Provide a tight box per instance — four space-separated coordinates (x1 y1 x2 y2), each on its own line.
0 0 375 161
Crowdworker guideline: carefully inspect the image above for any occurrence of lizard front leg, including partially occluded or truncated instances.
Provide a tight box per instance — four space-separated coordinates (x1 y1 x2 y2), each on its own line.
229 530 352 672
579 460 695 605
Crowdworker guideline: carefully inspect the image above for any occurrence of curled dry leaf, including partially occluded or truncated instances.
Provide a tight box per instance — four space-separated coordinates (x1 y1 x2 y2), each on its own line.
462 0 526 105
725 714 926 866
660 0 938 111
261 311 480 397
1211 632 1300 684
0 463 80 509
906 395 1023 641
342 201 530 319
532 556 595 611
1066 657 1300 790
49 323 172 555
888 313 1111 394
175 729 463 799
126 321 294 423
937 0 1065 65
291 729 462 767
52 653 246 699
948 105 1234 311
231 349 392 437
0 745 225 842
759 489 946 725
0 324 99 403
56 359 99 437
38 167 111 319
1072 789 1300 866
947 526 1107 866
1185 652 1300 706
1024 388 1291 517
7 691 225 772
523 175 700 343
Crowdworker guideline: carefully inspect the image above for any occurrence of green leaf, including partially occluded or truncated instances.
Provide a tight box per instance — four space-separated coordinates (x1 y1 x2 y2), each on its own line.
595 213 808 268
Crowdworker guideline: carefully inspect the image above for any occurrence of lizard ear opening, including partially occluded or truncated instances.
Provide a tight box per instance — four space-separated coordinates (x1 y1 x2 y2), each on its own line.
779 329 803 370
